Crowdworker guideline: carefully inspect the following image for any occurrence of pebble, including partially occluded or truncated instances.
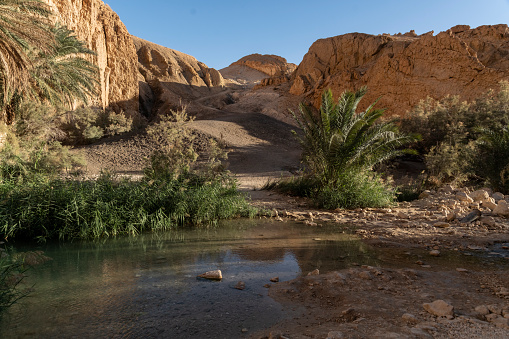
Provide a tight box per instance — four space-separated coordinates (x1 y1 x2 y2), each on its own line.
401 313 418 324
455 268 468 273
307 269 320 276
270 277 280 283
234 281 246 290
429 250 440 257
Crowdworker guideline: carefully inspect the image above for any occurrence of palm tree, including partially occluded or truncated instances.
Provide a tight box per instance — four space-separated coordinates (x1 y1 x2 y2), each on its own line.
292 87 416 186
0 0 54 117
29 24 98 108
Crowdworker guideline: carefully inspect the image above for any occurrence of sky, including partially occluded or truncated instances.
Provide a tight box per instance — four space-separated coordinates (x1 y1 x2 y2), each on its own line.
104 0 509 70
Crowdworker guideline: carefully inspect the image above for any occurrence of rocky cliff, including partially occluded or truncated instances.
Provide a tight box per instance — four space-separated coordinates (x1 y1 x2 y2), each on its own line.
220 54 297 87
287 24 509 116
133 36 229 117
43 0 139 114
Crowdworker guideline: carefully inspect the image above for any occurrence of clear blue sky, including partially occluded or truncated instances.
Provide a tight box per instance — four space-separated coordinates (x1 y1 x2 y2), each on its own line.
104 0 509 70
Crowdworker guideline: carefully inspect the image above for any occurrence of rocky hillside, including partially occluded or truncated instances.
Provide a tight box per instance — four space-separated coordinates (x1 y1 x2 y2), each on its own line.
133 36 232 117
220 54 297 87
43 0 139 115
286 24 509 116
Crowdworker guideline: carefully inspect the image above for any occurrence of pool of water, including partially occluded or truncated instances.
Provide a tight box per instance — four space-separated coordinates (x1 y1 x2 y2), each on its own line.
2 219 383 338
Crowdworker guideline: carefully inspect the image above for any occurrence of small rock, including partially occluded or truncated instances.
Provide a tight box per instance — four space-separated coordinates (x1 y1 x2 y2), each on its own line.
481 197 497 210
455 268 468 273
459 209 482 223
397 211 410 219
410 328 433 339
433 221 450 228
326 331 345 339
475 305 490 316
492 192 505 201
470 189 490 202
445 211 456 222
241 328 248 333
429 250 440 257
456 191 473 203
479 216 497 227
197 270 222 280
234 281 246 290
270 277 280 283
263 284 271 288
307 269 319 276
423 300 454 318
358 271 372 280
487 304 503 315
492 317 509 329
419 190 432 199
401 313 419 324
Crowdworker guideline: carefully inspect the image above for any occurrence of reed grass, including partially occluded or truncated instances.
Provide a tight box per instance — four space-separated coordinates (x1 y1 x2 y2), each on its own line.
0 172 257 241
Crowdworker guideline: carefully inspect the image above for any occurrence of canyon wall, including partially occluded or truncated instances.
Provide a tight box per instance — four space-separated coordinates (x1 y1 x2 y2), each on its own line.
43 0 139 114
288 25 509 116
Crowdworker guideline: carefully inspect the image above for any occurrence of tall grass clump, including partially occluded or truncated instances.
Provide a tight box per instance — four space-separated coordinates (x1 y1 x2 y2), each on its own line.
271 87 416 209
0 107 257 242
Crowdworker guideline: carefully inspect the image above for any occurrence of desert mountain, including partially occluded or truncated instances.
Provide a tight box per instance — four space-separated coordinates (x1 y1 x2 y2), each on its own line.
43 0 139 115
220 54 297 87
283 24 509 117
133 36 234 118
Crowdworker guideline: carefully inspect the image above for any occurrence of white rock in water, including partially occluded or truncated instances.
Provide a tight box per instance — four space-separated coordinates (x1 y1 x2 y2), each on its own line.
198 270 222 280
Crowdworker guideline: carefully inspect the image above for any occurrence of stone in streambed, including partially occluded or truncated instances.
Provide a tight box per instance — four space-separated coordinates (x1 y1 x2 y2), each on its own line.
197 270 222 280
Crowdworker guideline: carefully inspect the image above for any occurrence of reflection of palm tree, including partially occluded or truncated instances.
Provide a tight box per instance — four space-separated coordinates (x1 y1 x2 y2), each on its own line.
0 0 54 112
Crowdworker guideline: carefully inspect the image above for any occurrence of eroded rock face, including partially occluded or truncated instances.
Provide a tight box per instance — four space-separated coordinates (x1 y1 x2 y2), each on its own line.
133 36 227 117
220 54 297 87
287 25 509 116
230 54 297 77
43 0 139 114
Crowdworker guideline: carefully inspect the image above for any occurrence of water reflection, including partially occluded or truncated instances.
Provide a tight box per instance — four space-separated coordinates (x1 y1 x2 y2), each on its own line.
2 219 378 338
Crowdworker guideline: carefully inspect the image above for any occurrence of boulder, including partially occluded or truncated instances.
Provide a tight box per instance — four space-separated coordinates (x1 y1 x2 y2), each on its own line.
481 197 497 210
492 192 505 201
493 200 509 217
470 189 490 202
423 300 454 318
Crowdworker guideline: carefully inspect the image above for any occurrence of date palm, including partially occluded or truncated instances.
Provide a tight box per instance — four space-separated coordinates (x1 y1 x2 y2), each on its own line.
0 0 53 109
293 87 416 186
29 24 98 108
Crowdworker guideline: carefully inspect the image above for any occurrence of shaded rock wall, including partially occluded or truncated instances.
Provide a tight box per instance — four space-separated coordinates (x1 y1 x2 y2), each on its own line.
288 25 509 116
43 0 139 114
133 36 227 117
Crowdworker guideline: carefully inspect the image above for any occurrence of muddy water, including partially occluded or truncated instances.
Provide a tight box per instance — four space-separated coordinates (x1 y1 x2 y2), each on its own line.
3 219 507 338
2 220 379 338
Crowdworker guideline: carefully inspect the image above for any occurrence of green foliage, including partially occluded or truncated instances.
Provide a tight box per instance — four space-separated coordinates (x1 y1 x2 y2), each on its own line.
60 106 133 144
0 172 257 241
144 108 228 182
473 126 509 194
279 87 415 209
402 81 509 189
29 24 99 108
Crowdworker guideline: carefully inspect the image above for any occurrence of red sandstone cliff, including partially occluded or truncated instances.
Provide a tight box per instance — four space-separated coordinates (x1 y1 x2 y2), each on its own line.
287 24 509 116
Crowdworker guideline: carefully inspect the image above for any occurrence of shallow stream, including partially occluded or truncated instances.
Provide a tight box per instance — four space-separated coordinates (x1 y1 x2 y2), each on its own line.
2 219 508 338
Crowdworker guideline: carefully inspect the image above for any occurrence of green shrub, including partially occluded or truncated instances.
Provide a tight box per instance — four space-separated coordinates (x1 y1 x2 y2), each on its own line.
473 126 509 193
274 87 415 209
